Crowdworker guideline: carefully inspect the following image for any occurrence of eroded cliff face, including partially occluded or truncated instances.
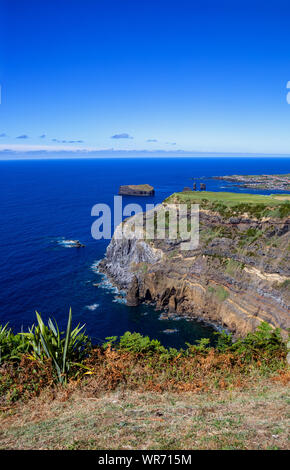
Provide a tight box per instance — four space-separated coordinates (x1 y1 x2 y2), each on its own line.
99 204 290 337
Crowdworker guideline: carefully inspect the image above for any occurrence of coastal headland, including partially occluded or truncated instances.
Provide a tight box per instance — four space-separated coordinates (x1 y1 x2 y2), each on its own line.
99 191 290 337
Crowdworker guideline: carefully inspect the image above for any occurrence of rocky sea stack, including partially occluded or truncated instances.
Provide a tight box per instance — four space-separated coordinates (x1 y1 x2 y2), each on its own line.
118 184 155 196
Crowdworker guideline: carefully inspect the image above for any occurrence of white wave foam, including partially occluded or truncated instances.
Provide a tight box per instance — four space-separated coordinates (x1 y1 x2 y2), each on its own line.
162 328 179 334
98 279 119 293
56 238 82 248
85 303 99 311
91 260 127 296
90 260 102 273
112 296 127 304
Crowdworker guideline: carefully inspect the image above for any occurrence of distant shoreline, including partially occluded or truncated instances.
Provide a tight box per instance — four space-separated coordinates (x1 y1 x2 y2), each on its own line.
1 153 290 161
213 173 290 191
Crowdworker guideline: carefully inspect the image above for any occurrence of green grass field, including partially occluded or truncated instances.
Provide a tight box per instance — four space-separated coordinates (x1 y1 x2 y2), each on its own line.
166 191 290 207
164 191 290 219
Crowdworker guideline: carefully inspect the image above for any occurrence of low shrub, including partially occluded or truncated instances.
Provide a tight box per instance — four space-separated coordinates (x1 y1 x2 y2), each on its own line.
0 309 91 383
105 322 286 365
216 322 287 362
0 315 288 405
0 324 31 363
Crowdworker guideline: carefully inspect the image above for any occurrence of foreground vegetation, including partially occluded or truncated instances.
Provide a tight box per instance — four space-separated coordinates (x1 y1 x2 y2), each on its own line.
0 312 288 399
0 312 289 449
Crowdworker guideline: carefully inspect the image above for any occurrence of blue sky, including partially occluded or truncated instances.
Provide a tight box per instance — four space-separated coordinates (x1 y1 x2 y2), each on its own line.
1 0 290 156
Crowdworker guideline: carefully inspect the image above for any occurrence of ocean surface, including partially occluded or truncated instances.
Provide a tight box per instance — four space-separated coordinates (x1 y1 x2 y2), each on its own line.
0 157 289 348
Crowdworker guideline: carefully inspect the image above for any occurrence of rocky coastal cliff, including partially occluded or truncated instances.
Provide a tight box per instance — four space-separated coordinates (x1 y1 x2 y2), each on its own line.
99 192 290 337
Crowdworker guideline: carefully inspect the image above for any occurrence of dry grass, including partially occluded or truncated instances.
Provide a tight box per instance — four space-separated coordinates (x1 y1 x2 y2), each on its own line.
0 346 287 404
79 347 287 394
0 343 289 450
0 376 289 450
273 195 290 201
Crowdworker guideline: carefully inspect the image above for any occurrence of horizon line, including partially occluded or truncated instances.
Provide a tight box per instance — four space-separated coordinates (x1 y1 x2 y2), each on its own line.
0 149 290 161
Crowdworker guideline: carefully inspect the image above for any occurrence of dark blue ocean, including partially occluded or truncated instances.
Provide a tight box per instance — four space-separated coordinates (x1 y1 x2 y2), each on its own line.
0 157 289 348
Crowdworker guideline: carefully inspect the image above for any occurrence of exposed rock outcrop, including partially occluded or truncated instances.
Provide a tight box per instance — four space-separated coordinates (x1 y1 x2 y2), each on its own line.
127 276 139 306
100 223 163 289
99 197 290 337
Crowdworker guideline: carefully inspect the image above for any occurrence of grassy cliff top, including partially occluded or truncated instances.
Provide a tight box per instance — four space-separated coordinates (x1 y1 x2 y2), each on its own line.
166 191 289 205
165 191 290 218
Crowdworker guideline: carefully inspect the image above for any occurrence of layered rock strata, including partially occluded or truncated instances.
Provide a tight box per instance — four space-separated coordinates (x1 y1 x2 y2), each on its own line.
99 200 290 337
